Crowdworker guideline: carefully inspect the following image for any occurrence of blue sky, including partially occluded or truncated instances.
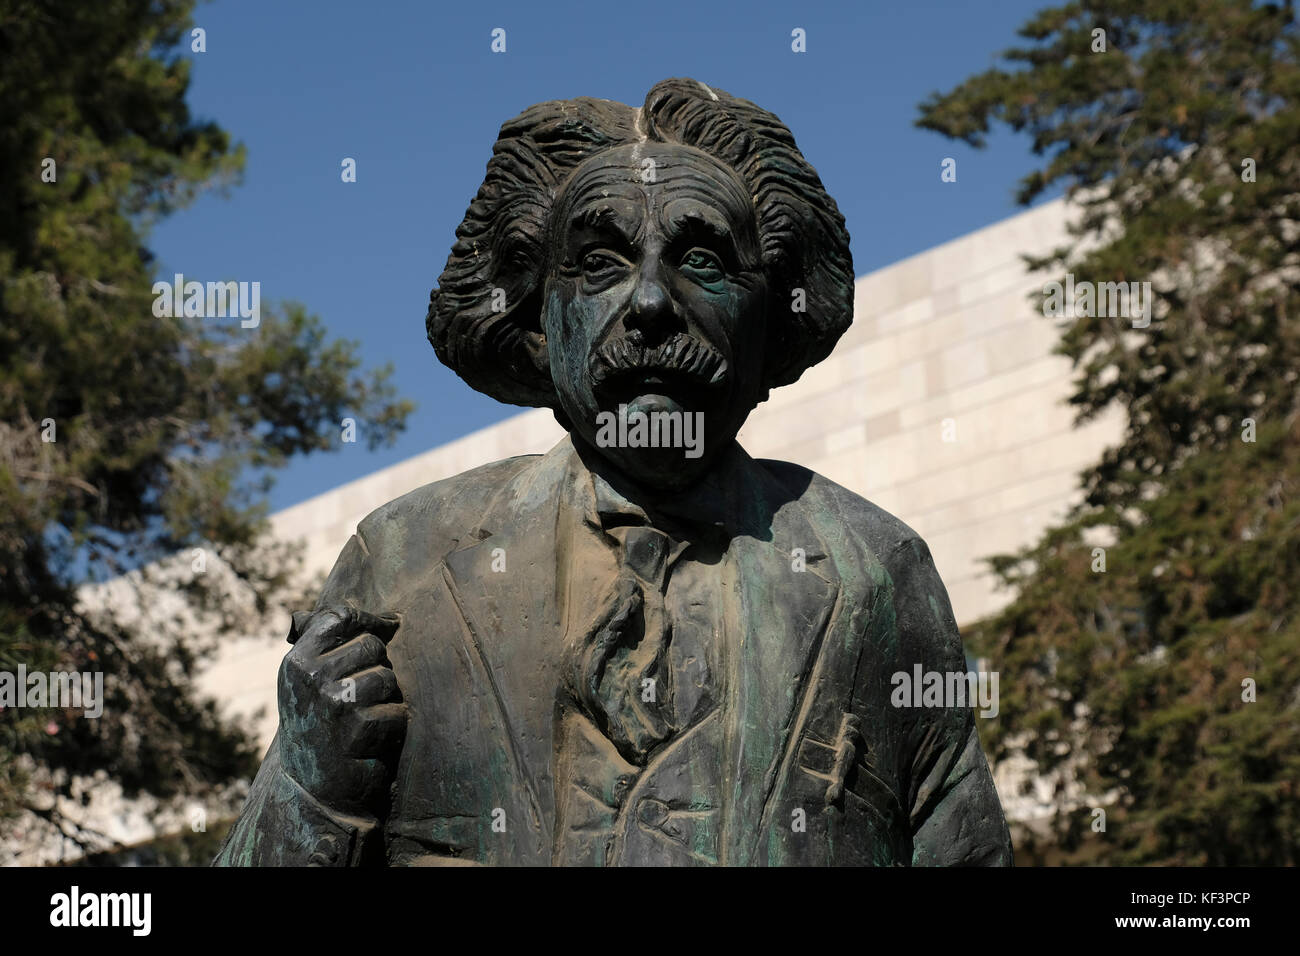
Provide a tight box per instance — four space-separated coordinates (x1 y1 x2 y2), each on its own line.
152 0 1060 511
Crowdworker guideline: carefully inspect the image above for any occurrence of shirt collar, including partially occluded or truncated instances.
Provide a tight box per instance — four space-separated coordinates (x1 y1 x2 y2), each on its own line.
570 437 754 542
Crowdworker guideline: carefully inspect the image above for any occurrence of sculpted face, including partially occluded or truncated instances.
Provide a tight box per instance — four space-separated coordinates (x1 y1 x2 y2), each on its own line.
541 143 769 490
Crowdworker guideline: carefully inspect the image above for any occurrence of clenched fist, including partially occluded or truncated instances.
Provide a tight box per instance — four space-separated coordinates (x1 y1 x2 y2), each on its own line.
277 605 406 818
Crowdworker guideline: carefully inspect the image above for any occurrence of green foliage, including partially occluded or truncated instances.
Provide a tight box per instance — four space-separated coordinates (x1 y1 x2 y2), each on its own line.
0 0 413 847
75 818 234 867
918 0 1300 864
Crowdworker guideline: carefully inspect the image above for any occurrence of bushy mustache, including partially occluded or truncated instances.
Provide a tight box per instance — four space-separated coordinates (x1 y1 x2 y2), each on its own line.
588 332 728 388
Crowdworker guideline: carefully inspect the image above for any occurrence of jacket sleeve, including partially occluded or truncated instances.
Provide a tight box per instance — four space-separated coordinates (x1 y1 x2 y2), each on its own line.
910 718 1013 866
213 533 385 866
887 535 1014 867
212 730 379 866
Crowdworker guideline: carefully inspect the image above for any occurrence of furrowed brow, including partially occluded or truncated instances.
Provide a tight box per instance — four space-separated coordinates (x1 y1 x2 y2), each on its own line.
569 204 633 242
666 209 734 247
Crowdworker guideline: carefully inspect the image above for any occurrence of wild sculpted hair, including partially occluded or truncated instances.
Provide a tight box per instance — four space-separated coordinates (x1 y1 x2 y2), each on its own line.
427 77 854 408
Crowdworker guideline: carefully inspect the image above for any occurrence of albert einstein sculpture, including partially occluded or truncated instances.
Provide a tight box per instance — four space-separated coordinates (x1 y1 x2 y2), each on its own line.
215 78 1012 867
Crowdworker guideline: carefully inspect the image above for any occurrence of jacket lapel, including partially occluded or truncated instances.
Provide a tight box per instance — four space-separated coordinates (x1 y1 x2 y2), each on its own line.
436 438 594 861
718 453 842 865
743 474 891 866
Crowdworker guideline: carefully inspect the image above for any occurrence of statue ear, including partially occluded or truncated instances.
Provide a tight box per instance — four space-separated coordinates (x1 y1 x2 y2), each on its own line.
758 229 853 392
502 282 551 396
516 304 551 390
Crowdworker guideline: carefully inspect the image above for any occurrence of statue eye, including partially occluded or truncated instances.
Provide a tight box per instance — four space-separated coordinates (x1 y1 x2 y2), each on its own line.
680 248 724 280
581 250 625 275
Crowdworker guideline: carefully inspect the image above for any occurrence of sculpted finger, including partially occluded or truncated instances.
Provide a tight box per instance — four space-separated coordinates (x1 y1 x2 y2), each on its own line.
291 605 400 655
318 632 390 678
338 665 402 705
290 606 358 656
342 703 409 756
349 608 400 642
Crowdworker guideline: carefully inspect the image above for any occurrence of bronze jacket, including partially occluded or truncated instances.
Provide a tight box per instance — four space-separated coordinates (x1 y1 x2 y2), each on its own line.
214 436 1012 866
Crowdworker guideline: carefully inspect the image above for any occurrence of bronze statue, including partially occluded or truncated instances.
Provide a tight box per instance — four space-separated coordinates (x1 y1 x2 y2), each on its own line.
215 78 1013 866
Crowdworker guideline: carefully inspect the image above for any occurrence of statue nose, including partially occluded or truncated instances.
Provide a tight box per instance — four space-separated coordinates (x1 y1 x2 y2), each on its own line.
626 260 680 342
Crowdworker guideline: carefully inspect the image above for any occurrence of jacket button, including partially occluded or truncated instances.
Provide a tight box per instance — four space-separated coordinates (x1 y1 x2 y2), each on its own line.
613 773 636 806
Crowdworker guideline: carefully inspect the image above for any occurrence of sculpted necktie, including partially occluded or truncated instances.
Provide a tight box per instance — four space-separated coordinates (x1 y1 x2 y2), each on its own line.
578 523 685 765
554 524 678 865
555 467 730 863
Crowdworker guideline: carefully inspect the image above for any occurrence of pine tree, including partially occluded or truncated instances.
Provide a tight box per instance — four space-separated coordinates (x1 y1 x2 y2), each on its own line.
0 0 412 854
918 0 1300 864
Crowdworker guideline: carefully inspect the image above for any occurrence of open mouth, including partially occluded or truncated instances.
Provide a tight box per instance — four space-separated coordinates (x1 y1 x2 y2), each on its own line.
596 366 714 407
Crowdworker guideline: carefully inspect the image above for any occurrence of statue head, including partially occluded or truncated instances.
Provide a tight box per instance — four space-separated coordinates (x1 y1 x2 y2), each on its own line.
428 78 852 490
